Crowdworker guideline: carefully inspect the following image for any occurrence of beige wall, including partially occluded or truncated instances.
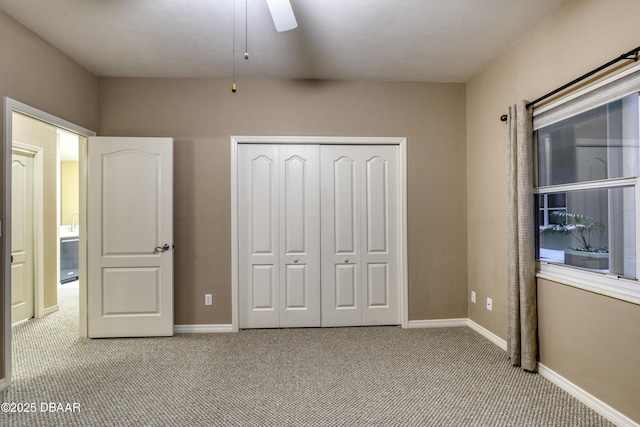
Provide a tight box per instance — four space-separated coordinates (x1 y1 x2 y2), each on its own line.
0 11 99 381
538 279 640 422
12 113 59 309
98 77 468 325
61 161 79 226
466 0 640 422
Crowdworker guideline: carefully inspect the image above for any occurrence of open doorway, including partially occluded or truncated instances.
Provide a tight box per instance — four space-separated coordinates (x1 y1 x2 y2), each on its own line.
10 112 75 324
3 97 95 388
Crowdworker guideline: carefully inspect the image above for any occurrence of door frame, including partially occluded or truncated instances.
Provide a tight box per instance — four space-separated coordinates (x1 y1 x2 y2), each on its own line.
11 141 44 320
230 135 408 332
3 97 95 390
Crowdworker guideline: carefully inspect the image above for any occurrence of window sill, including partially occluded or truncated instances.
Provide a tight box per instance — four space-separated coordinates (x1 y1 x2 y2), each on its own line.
536 261 640 306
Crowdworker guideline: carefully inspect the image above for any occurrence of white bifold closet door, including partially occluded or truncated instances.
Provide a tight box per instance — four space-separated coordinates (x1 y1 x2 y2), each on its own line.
320 145 399 327
238 145 321 328
238 144 400 328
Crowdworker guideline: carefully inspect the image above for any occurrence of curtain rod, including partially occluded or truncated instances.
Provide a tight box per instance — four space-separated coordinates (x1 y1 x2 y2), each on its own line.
500 45 640 122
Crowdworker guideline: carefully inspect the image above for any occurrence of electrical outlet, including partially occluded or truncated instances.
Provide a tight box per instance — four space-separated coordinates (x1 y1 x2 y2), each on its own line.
205 294 213 306
471 291 476 303
486 297 493 311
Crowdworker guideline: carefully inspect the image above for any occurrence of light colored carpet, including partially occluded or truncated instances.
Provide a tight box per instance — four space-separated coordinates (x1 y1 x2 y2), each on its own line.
1 284 613 426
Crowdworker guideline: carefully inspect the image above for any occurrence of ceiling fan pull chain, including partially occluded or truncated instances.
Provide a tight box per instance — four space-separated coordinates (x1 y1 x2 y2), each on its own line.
244 0 249 60
232 0 237 92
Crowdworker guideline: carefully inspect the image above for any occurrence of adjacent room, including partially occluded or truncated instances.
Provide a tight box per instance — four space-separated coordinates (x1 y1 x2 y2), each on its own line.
0 0 639 425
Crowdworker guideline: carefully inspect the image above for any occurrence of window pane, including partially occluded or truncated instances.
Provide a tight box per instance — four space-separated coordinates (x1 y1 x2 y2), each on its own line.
547 193 566 208
537 187 636 278
536 93 639 186
548 209 566 224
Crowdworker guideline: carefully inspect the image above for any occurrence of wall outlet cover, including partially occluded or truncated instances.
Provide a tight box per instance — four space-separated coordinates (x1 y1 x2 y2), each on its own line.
471 291 476 303
486 297 493 311
205 294 213 306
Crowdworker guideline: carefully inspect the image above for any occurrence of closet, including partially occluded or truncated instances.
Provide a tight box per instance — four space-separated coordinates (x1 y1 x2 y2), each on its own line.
238 143 400 329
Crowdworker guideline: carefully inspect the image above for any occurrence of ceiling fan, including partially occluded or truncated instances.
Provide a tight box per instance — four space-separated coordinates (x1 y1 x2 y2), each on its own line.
265 0 298 32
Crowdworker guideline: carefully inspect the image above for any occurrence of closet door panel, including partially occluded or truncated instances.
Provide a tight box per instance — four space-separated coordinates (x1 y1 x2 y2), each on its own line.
367 263 389 307
335 264 357 308
321 146 362 327
279 145 321 327
252 156 277 255
366 157 388 253
361 146 400 325
283 155 306 253
252 265 276 309
284 264 307 309
334 156 357 254
238 145 280 328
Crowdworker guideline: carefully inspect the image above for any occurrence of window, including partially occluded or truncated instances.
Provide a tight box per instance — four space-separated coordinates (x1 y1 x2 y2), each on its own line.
536 187 635 275
533 68 640 302
538 193 566 228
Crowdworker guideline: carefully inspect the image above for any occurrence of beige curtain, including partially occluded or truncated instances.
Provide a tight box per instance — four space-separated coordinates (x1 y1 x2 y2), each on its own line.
506 100 537 372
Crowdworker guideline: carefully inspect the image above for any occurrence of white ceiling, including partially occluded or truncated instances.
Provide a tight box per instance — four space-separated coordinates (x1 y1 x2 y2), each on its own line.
0 0 568 82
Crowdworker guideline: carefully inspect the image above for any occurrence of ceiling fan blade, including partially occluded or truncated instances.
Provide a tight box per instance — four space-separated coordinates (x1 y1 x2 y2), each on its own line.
265 0 298 32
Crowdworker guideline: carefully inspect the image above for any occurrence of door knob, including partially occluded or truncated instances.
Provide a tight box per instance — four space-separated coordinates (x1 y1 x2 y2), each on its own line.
293 258 299 263
155 244 171 253
344 258 349 263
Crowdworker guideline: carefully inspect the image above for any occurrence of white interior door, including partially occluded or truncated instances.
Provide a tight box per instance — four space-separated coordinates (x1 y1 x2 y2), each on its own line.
238 144 321 328
321 145 400 327
87 137 173 338
11 149 35 324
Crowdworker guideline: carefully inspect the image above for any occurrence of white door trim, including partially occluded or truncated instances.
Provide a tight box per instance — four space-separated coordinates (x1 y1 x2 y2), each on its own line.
231 135 408 332
11 142 44 319
3 97 95 390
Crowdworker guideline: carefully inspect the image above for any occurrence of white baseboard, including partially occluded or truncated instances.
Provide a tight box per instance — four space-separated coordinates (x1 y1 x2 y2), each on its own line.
467 319 507 351
11 318 31 327
43 305 59 316
538 364 639 427
406 318 468 328
174 324 234 334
